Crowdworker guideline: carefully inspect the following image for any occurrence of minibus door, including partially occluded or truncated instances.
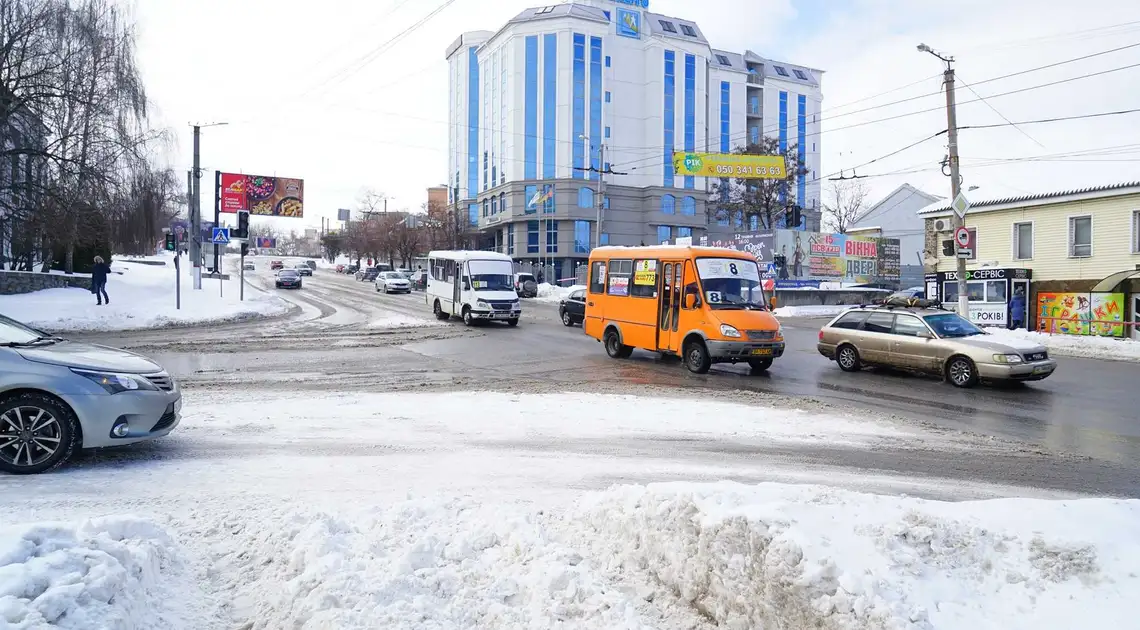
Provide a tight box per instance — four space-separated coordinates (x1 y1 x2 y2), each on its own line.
657 261 684 353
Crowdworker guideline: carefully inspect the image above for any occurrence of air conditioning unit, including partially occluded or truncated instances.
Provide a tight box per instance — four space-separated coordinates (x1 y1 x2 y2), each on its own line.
933 218 950 232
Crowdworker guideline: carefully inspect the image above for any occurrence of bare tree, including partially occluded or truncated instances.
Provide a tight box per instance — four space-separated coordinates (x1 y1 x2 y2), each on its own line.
822 179 870 234
709 136 809 230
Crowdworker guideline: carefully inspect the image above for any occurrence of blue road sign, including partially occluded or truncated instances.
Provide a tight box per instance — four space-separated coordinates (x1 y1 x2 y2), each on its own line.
212 227 230 244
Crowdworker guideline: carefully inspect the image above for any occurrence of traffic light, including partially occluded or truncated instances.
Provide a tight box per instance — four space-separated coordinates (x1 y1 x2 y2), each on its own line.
942 239 954 256
235 210 250 239
164 233 176 252
241 242 249 257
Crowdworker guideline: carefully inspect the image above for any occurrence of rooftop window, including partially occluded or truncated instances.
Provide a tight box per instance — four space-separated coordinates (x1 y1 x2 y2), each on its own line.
680 24 697 37
793 69 808 80
715 54 731 66
773 65 789 77
658 20 677 33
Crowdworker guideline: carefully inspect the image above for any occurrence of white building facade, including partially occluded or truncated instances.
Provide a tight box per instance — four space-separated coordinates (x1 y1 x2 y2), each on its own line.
446 0 823 278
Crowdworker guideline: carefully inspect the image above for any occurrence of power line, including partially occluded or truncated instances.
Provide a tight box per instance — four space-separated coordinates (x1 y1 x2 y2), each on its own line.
958 107 1140 130
956 75 1044 148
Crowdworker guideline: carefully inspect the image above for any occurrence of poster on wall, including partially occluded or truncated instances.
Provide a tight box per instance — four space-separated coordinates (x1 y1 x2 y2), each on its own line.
1037 292 1125 337
770 230 901 288
219 173 305 218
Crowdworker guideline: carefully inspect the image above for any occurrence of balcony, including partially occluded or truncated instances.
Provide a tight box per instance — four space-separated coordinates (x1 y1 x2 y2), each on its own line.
746 105 762 118
746 74 763 86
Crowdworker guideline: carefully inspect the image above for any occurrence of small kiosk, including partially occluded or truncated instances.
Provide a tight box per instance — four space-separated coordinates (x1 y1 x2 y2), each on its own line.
923 268 1032 328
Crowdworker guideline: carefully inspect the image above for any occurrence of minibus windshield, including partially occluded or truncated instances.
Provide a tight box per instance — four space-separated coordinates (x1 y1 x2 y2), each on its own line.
695 258 767 309
467 260 515 291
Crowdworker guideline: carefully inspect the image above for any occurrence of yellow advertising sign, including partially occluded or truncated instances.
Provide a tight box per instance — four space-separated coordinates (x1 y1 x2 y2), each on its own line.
672 152 786 179
633 259 657 285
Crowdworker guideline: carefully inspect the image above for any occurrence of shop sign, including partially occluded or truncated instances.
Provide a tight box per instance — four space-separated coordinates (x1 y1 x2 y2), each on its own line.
967 304 1006 327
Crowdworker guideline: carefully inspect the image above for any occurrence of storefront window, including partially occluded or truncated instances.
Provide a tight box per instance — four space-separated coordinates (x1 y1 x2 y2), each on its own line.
986 280 1007 303
943 279 1009 304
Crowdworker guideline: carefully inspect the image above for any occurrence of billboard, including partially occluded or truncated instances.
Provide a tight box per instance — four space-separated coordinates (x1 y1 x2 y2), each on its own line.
703 232 776 291
219 173 305 218
672 152 786 179
1037 292 1124 337
254 237 277 249
771 230 901 288
616 8 641 38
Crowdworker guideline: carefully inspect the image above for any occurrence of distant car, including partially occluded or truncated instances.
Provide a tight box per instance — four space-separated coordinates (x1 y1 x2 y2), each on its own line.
816 304 1057 388
270 260 284 271
887 287 925 301
559 288 587 326
293 263 312 277
514 273 538 298
275 269 302 289
242 262 255 271
375 271 411 294
413 269 428 291
303 260 317 271
358 267 380 282
335 264 346 273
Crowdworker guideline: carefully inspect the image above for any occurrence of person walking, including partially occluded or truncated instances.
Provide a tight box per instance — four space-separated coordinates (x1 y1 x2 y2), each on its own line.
1009 288 1026 330
91 255 111 305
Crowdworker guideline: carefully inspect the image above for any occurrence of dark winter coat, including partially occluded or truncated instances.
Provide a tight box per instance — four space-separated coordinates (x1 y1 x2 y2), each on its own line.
1009 294 1026 320
91 263 111 287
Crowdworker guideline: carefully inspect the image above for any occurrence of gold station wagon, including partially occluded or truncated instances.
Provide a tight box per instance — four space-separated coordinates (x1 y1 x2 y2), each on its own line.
817 303 1057 388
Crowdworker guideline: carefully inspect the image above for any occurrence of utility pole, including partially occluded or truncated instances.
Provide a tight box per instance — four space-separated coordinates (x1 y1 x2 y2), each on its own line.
576 137 622 249
191 127 202 289
919 44 968 318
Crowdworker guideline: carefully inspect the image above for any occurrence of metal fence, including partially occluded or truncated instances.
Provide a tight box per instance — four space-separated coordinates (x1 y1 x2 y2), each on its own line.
511 262 587 287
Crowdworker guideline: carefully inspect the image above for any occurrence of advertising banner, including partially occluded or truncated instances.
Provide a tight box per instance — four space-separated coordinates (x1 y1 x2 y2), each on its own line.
219 173 305 218
254 237 277 249
616 8 640 38
672 152 786 179
771 230 901 288
1037 292 1124 337
633 259 657 286
704 232 775 291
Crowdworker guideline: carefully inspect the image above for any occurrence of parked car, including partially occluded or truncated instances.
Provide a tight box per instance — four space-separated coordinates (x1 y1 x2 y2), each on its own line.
413 269 428 291
375 271 411 294
293 263 313 277
242 261 255 271
875 287 925 304
335 264 346 273
357 267 381 282
270 260 284 271
514 273 538 298
275 269 303 289
0 314 181 474
345 265 359 275
559 288 587 326
816 304 1057 388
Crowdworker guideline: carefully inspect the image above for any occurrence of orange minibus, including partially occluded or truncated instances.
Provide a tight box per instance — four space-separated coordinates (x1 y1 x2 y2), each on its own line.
583 245 784 374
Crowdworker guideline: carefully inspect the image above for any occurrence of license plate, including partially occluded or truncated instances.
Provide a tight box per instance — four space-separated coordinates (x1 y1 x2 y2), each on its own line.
1032 365 1052 374
750 348 773 356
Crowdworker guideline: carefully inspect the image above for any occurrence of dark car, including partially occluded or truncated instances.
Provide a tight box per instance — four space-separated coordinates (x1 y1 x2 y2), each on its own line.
293 263 313 277
559 288 587 326
275 269 302 289
359 267 381 282
345 264 359 275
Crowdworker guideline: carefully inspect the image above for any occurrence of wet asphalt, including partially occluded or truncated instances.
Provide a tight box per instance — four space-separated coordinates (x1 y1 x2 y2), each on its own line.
68 262 1140 499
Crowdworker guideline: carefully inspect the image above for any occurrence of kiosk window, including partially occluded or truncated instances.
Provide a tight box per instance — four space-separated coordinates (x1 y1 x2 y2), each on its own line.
589 261 606 294
607 259 633 296
986 280 1007 303
944 280 1007 304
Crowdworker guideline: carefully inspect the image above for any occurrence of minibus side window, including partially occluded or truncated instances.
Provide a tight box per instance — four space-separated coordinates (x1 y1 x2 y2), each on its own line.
589 260 606 294
606 259 633 296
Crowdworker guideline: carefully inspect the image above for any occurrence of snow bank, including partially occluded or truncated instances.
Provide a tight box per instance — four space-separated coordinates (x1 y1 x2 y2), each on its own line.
0 253 290 332
534 283 585 303
367 313 446 329
568 482 1140 630
774 304 852 318
0 516 195 629
984 328 1140 362
205 498 704 630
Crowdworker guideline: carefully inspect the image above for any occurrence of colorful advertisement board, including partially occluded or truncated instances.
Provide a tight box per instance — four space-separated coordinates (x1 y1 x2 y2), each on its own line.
1037 292 1124 337
771 230 901 288
254 237 277 249
672 152 786 179
616 8 640 38
219 173 305 218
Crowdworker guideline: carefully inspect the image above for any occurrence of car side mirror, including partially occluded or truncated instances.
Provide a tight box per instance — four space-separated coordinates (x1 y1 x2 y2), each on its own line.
685 293 698 309
919 330 935 339
463 281 471 291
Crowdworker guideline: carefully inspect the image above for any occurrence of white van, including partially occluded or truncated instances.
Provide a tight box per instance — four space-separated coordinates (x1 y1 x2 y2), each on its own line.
425 250 521 326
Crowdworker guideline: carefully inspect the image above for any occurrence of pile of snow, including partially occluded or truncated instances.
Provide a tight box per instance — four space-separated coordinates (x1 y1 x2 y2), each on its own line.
566 482 1140 630
0 516 202 629
0 253 289 332
985 328 1140 362
534 282 584 303
774 304 853 318
367 313 446 329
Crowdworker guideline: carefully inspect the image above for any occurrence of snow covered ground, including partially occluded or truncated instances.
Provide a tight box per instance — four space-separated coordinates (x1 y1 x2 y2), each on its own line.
367 313 446 329
534 282 584 303
774 304 853 318
985 328 1140 362
2 390 1130 629
0 253 290 332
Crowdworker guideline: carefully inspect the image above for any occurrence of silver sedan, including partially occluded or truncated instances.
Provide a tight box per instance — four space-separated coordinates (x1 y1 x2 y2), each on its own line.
375 271 412 294
0 314 181 474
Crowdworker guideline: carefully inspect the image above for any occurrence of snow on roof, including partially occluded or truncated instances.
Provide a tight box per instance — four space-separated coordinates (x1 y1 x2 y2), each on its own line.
427 250 513 261
917 181 1140 217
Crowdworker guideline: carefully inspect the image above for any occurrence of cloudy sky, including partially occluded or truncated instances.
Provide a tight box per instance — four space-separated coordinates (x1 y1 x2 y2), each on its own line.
134 0 1140 232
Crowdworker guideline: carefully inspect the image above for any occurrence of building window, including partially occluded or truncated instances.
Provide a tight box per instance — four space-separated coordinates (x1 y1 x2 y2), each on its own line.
600 233 610 245
683 53 696 190
605 91 611 103
605 126 610 138
574 220 591 253
679 196 695 216
603 195 610 209
663 50 675 187
490 195 497 215
468 203 479 226
527 220 540 253
542 184 555 214
524 36 538 180
680 24 697 37
589 36 603 182
715 54 731 66
677 227 692 238
543 33 557 180
578 187 594 208
546 220 558 253
661 194 675 214
524 184 537 214
482 199 488 218
573 33 586 180
499 192 505 215
1013 222 1033 260
507 227 515 255
793 69 808 80
658 20 677 33
773 65 789 77
535 5 555 14
1069 215 1092 257
657 225 672 243
717 209 728 226
605 55 610 67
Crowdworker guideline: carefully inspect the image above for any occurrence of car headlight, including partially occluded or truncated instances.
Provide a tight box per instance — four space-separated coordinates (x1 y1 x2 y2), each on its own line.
72 369 156 394
511 300 520 308
775 325 784 341
720 324 741 338
993 353 1023 364
476 299 489 308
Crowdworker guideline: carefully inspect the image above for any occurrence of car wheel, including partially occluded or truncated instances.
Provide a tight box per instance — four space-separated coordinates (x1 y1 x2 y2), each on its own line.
946 355 979 388
507 318 519 327
683 339 712 374
604 329 632 359
561 310 573 326
836 345 862 372
433 300 449 321
748 358 773 372
462 307 474 326
0 393 79 475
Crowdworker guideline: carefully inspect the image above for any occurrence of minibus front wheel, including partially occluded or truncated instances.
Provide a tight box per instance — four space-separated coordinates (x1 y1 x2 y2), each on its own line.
604 328 633 359
683 337 712 374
